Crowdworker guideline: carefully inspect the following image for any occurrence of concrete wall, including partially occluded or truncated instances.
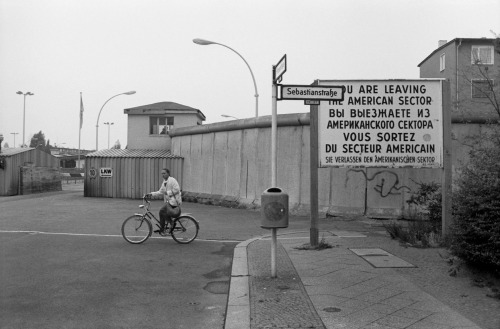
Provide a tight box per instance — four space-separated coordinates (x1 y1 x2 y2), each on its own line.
19 165 62 195
170 113 498 218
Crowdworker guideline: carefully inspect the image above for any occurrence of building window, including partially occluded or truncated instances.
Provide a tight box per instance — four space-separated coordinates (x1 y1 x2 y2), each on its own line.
471 46 494 64
439 53 445 71
471 79 495 98
149 116 174 135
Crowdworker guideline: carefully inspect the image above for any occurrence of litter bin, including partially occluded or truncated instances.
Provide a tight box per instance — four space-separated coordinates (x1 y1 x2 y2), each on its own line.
261 187 289 228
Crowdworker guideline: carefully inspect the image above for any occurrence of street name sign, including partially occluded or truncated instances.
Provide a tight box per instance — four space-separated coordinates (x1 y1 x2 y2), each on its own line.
279 85 345 101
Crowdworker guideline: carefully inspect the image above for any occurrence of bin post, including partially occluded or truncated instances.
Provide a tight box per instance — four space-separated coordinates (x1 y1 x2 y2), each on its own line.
271 228 277 277
261 187 289 278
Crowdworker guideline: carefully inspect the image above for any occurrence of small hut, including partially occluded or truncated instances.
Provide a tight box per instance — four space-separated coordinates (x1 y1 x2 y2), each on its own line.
84 149 183 198
0 147 60 196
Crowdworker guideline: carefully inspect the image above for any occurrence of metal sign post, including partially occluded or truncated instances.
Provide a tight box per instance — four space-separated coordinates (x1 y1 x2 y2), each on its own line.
268 55 288 278
267 57 347 276
270 64 280 278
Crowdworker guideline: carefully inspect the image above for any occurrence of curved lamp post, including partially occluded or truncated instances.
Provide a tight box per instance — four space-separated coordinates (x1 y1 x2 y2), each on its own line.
193 38 259 117
16 91 34 147
95 91 135 151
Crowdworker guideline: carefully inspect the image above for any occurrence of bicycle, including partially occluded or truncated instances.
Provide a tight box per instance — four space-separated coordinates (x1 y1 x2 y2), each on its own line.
121 195 199 244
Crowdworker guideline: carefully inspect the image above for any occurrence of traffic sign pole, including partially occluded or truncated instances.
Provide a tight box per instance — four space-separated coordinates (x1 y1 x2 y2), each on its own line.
271 65 278 278
309 81 320 247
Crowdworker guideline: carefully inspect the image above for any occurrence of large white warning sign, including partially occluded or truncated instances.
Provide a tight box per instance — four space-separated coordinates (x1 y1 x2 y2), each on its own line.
318 80 443 168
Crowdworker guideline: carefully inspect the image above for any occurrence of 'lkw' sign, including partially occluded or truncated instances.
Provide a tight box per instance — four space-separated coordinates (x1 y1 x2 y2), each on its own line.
100 167 113 178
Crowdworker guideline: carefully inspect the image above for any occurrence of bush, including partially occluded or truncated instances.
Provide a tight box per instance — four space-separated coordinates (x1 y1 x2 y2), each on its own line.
451 138 500 275
383 181 443 248
384 220 442 248
407 180 442 222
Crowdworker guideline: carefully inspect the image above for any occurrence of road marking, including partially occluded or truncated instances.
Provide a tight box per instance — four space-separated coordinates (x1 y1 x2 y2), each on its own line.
0 230 242 243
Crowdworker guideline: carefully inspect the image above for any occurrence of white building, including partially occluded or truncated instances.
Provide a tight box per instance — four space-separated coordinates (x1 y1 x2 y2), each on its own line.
124 102 206 150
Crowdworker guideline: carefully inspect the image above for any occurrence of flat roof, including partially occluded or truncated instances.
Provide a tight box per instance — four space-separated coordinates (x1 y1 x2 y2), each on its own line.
0 147 35 157
124 102 206 120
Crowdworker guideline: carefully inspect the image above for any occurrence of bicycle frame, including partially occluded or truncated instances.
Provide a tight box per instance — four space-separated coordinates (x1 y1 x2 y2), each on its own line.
135 198 159 224
136 197 196 228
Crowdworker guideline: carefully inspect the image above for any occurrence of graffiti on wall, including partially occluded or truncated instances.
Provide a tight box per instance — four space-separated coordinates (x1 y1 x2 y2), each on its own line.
346 169 411 198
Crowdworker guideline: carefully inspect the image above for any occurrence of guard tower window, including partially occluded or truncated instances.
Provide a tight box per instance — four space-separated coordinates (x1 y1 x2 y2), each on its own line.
150 116 174 135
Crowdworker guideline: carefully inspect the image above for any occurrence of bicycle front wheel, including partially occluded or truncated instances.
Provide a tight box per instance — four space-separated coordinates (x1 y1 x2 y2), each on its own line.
171 216 199 244
122 215 152 244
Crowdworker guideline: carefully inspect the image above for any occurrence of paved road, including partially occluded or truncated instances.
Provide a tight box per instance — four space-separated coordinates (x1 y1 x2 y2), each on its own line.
0 190 274 329
2 233 236 329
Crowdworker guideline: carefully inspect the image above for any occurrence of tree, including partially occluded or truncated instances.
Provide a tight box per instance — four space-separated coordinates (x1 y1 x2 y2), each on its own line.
30 131 46 148
451 134 500 274
29 131 51 154
449 37 500 274
458 38 500 120
45 139 52 153
112 140 121 149
494 36 500 55
3 142 9 148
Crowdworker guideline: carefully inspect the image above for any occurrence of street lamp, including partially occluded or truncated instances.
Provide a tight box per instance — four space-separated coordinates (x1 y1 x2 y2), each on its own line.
10 133 18 147
221 114 239 120
193 38 259 117
16 91 34 147
104 122 114 148
95 91 136 150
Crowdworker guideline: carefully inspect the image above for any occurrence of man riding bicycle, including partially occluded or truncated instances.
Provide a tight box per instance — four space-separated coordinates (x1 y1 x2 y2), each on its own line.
146 168 182 235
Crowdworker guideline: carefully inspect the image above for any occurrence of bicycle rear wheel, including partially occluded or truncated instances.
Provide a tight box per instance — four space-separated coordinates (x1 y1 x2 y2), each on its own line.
122 215 152 244
171 216 199 244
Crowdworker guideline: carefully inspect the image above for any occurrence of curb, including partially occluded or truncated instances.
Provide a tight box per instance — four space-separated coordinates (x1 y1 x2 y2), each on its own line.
225 237 261 329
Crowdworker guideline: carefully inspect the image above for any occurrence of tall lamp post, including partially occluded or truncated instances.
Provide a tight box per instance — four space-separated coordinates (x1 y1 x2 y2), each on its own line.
104 122 114 149
16 91 34 147
95 91 136 151
193 38 259 117
10 133 19 147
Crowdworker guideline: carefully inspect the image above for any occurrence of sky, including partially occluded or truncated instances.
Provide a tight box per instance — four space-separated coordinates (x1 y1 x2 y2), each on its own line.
1 0 499 151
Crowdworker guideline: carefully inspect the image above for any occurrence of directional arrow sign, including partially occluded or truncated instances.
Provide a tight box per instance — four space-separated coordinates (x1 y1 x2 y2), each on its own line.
279 85 345 101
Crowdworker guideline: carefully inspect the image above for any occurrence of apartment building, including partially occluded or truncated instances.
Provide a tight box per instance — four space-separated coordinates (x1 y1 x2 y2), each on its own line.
418 38 499 122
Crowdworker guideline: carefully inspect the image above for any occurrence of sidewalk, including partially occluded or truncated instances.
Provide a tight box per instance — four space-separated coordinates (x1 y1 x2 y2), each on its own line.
226 224 488 329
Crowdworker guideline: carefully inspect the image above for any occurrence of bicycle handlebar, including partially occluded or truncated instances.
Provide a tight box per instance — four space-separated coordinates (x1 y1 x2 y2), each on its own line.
142 195 152 210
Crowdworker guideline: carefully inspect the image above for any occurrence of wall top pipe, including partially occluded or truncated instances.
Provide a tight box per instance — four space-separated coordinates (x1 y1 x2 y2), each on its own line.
169 113 310 137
